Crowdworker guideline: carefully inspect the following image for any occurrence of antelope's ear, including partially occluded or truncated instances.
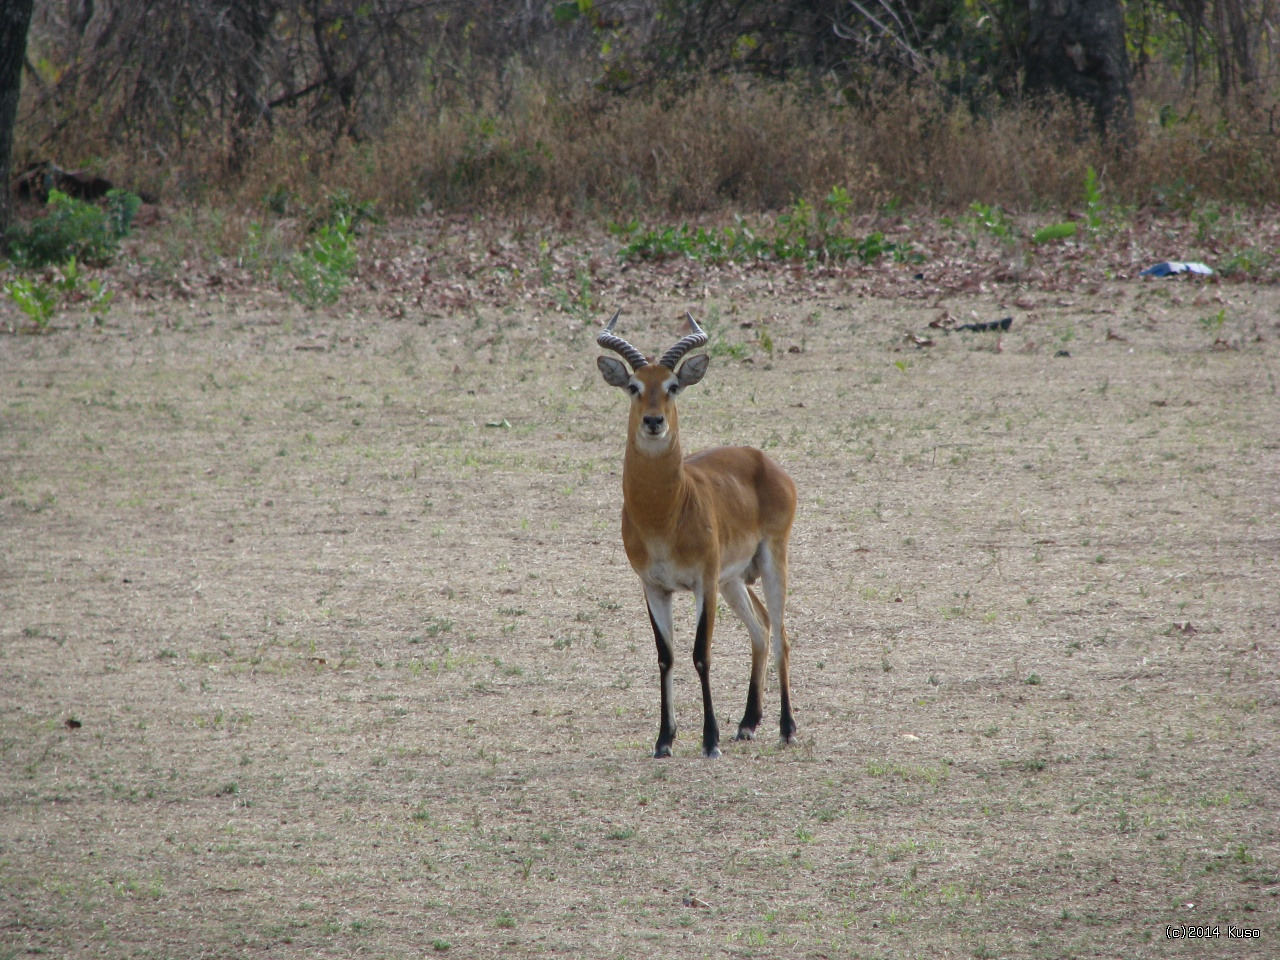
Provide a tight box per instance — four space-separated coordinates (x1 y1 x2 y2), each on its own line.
676 353 709 388
597 356 632 388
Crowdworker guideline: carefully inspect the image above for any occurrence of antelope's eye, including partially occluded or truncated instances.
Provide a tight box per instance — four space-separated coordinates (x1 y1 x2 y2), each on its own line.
627 383 642 397
667 383 681 396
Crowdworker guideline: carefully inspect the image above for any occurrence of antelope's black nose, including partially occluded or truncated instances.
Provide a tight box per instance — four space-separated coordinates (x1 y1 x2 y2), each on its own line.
642 415 665 434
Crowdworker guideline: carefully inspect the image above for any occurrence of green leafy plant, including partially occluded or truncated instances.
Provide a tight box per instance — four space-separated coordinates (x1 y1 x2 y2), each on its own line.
610 221 737 261
5 189 141 267
964 202 1015 244
1219 247 1272 278
51 257 114 315
758 327 774 357
3 257 114 331
106 189 143 240
1031 222 1078 245
1198 308 1227 333
282 214 357 307
4 277 59 330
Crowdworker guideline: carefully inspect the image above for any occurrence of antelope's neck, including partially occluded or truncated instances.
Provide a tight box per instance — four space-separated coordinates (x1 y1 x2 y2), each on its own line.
622 437 688 531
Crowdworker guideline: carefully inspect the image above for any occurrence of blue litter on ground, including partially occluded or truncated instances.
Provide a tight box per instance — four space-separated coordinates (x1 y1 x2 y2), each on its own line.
1140 261 1214 277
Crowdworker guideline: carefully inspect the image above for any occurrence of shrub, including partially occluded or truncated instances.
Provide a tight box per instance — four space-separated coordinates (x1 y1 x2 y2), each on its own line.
280 214 357 307
5 189 141 267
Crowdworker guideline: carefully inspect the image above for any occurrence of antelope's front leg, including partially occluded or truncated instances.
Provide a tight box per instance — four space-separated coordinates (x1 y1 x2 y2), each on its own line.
693 580 721 758
644 585 678 758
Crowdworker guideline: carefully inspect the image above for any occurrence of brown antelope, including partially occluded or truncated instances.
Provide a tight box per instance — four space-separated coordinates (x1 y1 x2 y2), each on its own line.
596 310 798 758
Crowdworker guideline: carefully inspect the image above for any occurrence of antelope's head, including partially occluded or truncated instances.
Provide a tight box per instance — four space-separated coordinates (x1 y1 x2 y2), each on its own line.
597 310 709 454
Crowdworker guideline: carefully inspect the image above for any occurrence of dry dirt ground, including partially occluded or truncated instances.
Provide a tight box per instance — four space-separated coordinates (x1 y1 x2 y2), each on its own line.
2 220 1279 959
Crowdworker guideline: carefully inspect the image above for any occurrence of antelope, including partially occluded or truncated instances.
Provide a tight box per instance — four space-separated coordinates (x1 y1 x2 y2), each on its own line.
596 310 797 758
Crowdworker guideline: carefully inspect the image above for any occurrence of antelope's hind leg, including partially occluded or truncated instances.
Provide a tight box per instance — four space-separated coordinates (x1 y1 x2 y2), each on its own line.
720 578 769 741
760 542 797 744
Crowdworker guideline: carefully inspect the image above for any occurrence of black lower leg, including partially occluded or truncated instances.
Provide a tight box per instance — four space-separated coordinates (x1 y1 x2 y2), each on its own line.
655 665 675 758
779 687 796 744
649 606 676 758
736 682 762 740
693 606 719 757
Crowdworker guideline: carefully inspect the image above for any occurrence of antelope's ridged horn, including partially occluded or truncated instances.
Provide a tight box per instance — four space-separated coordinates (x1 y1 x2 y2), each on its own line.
658 312 709 370
596 308 649 370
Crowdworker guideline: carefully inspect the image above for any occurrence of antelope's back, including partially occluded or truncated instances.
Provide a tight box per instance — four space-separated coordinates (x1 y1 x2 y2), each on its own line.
684 445 797 532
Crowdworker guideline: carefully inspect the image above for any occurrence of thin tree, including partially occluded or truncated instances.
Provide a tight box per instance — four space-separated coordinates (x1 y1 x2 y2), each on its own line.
0 0 36 233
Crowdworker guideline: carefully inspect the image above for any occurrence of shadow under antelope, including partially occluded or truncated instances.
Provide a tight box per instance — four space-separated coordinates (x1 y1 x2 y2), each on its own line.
596 310 797 758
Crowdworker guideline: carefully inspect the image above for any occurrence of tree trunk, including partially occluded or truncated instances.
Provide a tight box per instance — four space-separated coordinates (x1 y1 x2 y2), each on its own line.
0 0 36 234
1021 0 1135 143
225 0 276 172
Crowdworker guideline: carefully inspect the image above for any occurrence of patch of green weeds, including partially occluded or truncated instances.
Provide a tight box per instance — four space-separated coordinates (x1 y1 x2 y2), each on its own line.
696 313 750 361
610 220 740 261
1191 199 1222 244
612 186 918 266
990 167 1113 250
1031 221 1077 245
110 873 165 899
3 276 58 330
964 202 1015 245
1199 309 1227 335
5 189 140 267
422 616 454 637
1219 247 1273 278
3 257 113 331
865 759 949 785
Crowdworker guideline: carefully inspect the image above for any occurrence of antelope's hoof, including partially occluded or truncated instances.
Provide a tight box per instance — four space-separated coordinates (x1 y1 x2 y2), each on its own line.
654 743 673 759
703 745 722 759
733 726 757 741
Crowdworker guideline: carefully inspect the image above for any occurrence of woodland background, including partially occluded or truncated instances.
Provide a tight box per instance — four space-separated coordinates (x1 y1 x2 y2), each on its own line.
3 0 1279 224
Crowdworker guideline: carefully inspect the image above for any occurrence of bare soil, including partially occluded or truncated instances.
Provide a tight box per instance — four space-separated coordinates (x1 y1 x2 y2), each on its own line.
2 220 1278 959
